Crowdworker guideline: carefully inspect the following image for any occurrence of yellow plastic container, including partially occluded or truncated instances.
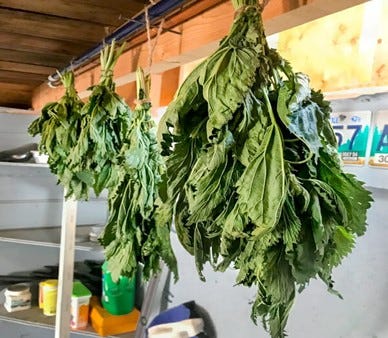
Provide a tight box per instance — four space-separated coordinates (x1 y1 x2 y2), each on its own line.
42 279 58 316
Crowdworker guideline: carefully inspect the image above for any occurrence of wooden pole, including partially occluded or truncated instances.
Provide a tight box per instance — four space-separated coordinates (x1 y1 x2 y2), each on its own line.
55 191 77 338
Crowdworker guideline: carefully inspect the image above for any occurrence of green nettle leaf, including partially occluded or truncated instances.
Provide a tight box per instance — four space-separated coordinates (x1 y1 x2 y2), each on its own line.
309 193 327 253
75 170 94 186
201 47 260 132
288 73 311 111
239 97 271 166
158 62 207 142
186 131 235 224
318 149 373 236
237 125 286 234
281 196 302 251
332 226 356 266
288 103 322 157
277 85 292 126
277 79 322 158
157 0 373 336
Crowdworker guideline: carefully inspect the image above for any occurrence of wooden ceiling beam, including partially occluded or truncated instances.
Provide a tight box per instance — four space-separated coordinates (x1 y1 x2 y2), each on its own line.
0 88 31 101
0 8 107 43
0 82 37 92
0 61 54 76
0 48 69 68
0 70 44 85
0 91 32 109
0 31 92 57
0 0 144 25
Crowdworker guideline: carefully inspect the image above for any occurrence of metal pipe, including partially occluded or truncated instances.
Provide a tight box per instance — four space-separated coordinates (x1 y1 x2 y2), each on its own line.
48 0 186 86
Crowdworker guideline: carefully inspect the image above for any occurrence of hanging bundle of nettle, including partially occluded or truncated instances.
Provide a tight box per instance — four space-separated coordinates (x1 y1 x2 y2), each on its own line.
157 0 372 336
28 72 86 197
67 42 131 199
99 68 177 282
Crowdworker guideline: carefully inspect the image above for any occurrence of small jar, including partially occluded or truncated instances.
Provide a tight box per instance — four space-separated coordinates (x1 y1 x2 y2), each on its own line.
4 284 31 313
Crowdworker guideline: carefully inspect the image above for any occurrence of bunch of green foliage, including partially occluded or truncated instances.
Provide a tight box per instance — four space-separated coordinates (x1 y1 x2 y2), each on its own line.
28 71 87 198
157 0 373 336
29 44 177 283
67 42 131 199
99 68 177 282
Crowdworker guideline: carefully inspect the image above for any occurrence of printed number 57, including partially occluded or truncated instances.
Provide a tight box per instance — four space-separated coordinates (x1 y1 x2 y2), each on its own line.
333 124 362 148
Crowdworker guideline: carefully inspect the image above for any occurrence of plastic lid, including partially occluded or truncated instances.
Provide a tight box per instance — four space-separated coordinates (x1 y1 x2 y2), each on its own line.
72 281 92 298
6 284 29 295
44 279 58 288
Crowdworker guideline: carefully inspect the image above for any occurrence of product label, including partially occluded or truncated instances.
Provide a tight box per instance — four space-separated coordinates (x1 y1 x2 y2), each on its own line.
71 298 90 329
330 111 371 165
9 298 30 308
43 289 57 316
369 110 388 168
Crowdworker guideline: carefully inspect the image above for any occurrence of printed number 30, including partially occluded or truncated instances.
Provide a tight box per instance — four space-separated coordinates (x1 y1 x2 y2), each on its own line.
377 155 388 163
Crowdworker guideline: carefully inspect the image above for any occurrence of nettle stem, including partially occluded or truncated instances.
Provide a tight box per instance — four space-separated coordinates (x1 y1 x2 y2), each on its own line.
232 0 258 10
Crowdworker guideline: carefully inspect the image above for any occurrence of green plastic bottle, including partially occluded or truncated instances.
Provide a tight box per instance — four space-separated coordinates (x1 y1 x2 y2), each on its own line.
101 261 136 315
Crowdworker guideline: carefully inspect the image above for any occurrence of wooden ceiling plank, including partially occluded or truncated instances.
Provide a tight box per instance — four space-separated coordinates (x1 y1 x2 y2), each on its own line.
0 48 69 67
0 69 48 82
0 61 54 75
0 89 31 101
0 82 36 91
75 0 145 11
0 86 32 101
0 82 32 109
0 0 144 25
0 8 107 43
0 77 42 86
0 31 92 56
0 79 41 86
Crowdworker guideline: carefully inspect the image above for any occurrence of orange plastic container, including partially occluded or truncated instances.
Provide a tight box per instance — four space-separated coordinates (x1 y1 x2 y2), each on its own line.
89 296 140 337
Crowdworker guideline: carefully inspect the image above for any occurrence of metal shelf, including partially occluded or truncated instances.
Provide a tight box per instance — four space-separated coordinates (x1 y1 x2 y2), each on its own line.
0 226 102 252
0 161 49 168
0 305 134 337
